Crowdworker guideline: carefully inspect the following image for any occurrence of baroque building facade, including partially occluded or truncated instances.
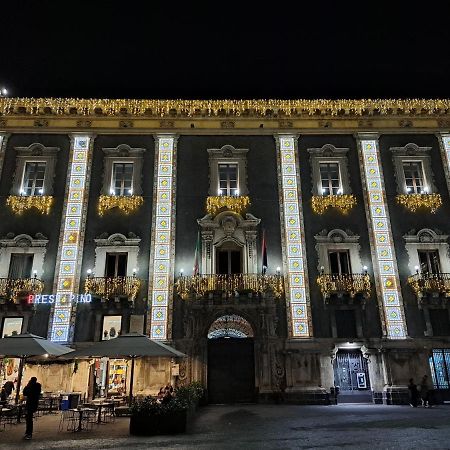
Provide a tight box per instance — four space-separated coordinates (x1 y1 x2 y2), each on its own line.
1 98 450 403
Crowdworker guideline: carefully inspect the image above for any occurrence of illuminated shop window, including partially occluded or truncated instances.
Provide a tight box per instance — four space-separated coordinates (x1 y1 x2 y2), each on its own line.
102 315 122 340
429 349 450 389
2 317 23 338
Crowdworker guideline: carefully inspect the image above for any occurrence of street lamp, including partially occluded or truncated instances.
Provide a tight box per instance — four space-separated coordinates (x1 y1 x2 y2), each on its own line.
0 88 8 97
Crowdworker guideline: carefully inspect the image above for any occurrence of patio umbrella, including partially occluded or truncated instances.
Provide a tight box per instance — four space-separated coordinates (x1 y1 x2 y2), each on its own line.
0 333 73 405
66 333 186 406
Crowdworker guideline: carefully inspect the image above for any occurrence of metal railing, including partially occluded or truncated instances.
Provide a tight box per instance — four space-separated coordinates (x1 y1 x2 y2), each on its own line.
0 277 44 302
407 272 450 298
316 273 371 299
176 274 284 299
84 276 141 301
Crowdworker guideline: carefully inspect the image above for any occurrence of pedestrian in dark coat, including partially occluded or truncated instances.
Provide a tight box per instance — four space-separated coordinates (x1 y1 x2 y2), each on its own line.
23 377 41 440
420 375 431 407
408 378 419 407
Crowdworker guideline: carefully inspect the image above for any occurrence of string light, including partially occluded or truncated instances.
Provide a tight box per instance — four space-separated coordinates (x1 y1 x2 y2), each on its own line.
311 194 357 215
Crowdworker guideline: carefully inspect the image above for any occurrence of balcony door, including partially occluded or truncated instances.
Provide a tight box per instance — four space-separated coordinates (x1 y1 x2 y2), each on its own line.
328 250 351 274
418 250 440 274
105 253 127 277
8 254 34 279
216 243 242 275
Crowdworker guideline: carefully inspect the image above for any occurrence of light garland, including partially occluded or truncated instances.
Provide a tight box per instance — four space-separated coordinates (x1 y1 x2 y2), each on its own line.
98 195 144 216
407 273 450 299
311 194 357 215
85 276 141 302
6 195 53 215
316 273 371 299
176 274 284 299
396 193 442 213
1 97 450 117
0 277 44 302
206 196 251 216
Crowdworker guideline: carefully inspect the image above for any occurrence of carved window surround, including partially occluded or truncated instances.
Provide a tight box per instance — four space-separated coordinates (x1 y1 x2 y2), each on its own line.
92 233 141 278
101 144 145 196
207 145 249 196
11 143 59 196
0 233 49 279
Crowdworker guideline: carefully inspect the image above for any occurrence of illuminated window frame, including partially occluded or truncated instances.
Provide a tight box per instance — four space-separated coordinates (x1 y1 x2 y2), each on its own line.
358 136 407 339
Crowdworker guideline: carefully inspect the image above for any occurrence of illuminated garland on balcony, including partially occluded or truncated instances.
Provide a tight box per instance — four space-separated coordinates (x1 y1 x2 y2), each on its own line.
316 273 371 299
396 193 442 213
407 273 450 299
0 277 44 302
311 194 357 215
206 196 251 216
97 195 144 216
85 276 141 301
6 195 53 215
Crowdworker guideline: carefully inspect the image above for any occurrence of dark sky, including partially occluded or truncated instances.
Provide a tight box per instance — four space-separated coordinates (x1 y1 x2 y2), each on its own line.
2 1 450 99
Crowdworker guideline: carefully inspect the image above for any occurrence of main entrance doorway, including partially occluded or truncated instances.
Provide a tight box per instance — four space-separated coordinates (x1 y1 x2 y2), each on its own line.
333 349 372 403
207 315 255 404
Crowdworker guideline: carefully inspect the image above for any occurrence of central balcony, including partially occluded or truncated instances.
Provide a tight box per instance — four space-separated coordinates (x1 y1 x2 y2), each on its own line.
84 276 141 302
316 273 371 300
0 277 44 303
407 273 450 299
176 274 284 299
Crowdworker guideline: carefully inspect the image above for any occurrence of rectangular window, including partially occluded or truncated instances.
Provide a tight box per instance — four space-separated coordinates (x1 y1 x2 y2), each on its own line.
418 250 441 274
429 309 450 337
112 162 134 196
403 161 425 194
105 253 128 277
2 317 23 338
319 162 341 196
328 250 351 274
429 349 450 389
102 315 122 340
8 254 34 279
22 162 46 196
218 163 238 196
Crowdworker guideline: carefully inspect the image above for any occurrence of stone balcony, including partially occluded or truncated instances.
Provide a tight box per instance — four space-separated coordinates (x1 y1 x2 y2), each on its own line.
176 274 284 300
316 273 371 301
0 277 44 303
407 272 450 302
84 276 141 302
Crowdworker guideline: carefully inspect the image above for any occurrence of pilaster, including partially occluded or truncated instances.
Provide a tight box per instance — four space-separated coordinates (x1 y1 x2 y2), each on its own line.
437 133 450 196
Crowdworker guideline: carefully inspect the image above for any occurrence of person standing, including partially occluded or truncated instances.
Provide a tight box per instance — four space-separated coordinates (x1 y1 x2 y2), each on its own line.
420 375 431 408
3 380 14 398
22 377 41 440
408 378 419 407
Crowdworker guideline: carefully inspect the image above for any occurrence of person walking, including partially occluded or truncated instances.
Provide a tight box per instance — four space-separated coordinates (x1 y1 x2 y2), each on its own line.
419 375 431 408
408 378 419 407
22 377 41 440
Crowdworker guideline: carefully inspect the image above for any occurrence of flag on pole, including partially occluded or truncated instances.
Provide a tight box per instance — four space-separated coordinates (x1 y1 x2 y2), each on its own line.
261 229 268 274
193 231 201 275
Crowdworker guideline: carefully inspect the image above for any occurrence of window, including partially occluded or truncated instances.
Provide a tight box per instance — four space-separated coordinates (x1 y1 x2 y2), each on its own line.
105 253 127 277
418 250 441 274
218 163 238 196
429 310 450 336
21 162 46 196
2 317 23 338
111 162 133 196
102 315 122 340
403 161 425 194
8 254 34 279
319 162 341 195
328 250 351 274
429 349 450 389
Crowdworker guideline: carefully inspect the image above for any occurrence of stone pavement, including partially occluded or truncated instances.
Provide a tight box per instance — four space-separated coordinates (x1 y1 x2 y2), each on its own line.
1 403 450 449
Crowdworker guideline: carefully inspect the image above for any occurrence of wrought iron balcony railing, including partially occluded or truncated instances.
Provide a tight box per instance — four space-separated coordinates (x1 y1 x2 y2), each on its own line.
84 276 141 302
0 277 44 303
316 273 371 299
176 274 284 299
407 273 450 299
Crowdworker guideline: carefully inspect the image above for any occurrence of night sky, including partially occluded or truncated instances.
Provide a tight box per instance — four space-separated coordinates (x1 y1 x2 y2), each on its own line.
2 1 450 99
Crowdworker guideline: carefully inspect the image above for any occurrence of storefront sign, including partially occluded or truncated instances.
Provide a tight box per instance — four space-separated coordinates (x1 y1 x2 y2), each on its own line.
28 293 92 305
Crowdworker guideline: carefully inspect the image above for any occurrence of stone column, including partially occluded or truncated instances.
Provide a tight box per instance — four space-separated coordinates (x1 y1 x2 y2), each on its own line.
437 133 450 195
0 133 10 182
147 135 178 340
356 133 407 339
48 134 95 342
275 134 312 338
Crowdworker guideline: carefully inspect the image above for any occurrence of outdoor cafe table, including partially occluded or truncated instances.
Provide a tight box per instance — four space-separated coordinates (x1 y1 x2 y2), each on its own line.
70 408 96 432
90 400 114 424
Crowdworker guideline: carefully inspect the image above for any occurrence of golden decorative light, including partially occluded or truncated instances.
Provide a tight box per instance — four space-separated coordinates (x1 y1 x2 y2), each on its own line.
6 195 53 215
0 277 44 303
98 195 144 216
2 97 450 117
407 273 450 299
396 193 442 213
206 196 251 216
316 273 371 299
84 276 141 302
176 274 284 299
311 194 357 215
